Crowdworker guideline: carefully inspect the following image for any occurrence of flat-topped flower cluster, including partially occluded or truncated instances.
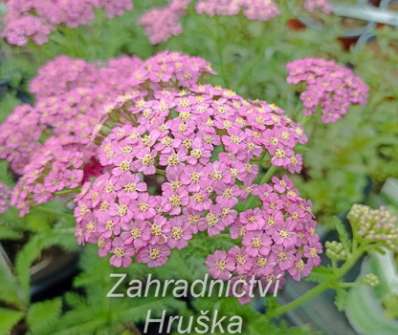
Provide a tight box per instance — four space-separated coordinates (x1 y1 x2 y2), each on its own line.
75 83 311 270
206 176 321 302
0 51 322 299
6 52 213 215
287 58 368 123
1 0 134 45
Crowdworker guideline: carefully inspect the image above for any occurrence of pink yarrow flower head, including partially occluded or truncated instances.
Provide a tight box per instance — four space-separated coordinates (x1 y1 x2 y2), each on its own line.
0 104 44 174
304 0 332 14
0 183 12 214
286 58 368 123
129 51 215 89
1 0 135 46
12 135 96 216
207 176 322 303
1 54 143 179
29 56 98 99
196 0 279 21
74 52 312 273
139 0 191 44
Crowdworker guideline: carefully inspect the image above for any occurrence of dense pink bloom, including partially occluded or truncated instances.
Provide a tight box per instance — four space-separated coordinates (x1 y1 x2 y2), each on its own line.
2 51 322 289
207 176 322 302
2 55 143 209
29 56 98 99
139 0 190 44
0 183 11 214
287 58 368 123
206 250 235 280
2 0 134 46
304 0 332 14
0 105 44 174
12 135 96 216
196 0 279 21
75 52 311 272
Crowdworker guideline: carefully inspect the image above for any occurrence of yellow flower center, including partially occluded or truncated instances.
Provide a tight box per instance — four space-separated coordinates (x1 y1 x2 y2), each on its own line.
114 247 125 257
149 248 160 260
124 183 137 193
169 194 181 207
172 227 183 240
168 153 180 166
119 160 130 171
257 257 267 267
251 238 262 249
131 228 141 239
118 204 128 217
279 230 289 238
139 202 149 212
206 213 218 227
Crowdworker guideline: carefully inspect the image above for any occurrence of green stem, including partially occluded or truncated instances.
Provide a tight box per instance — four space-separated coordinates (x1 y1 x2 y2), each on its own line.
269 247 365 318
260 166 278 184
55 187 81 196
35 206 74 219
241 166 278 211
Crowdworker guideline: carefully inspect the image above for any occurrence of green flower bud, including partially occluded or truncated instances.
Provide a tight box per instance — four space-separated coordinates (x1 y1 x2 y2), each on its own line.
348 205 398 251
325 241 347 261
361 273 380 287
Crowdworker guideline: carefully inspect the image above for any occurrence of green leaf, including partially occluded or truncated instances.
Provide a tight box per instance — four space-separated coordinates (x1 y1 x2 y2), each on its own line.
0 255 24 308
0 308 23 335
345 254 398 335
305 266 334 283
15 227 76 299
27 298 62 335
334 288 349 312
0 226 22 240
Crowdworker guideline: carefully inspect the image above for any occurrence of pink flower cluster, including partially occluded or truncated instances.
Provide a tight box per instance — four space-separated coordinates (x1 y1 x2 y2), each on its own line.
12 136 97 215
304 0 332 14
196 0 279 21
2 0 134 46
7 56 142 214
139 0 191 44
286 58 368 123
74 52 312 273
206 177 321 302
5 52 215 214
0 104 44 174
128 51 215 89
0 183 11 214
2 51 321 294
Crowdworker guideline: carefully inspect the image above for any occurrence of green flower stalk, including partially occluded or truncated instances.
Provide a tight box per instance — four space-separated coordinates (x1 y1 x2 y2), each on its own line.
269 205 398 319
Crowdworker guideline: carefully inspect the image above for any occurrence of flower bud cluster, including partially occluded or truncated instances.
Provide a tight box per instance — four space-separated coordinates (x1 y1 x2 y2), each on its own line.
361 273 380 287
286 58 368 123
325 241 347 261
348 204 398 252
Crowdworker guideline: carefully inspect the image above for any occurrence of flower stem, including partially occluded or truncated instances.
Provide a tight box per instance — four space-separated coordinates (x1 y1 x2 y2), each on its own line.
269 247 365 318
260 166 278 184
55 187 81 196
